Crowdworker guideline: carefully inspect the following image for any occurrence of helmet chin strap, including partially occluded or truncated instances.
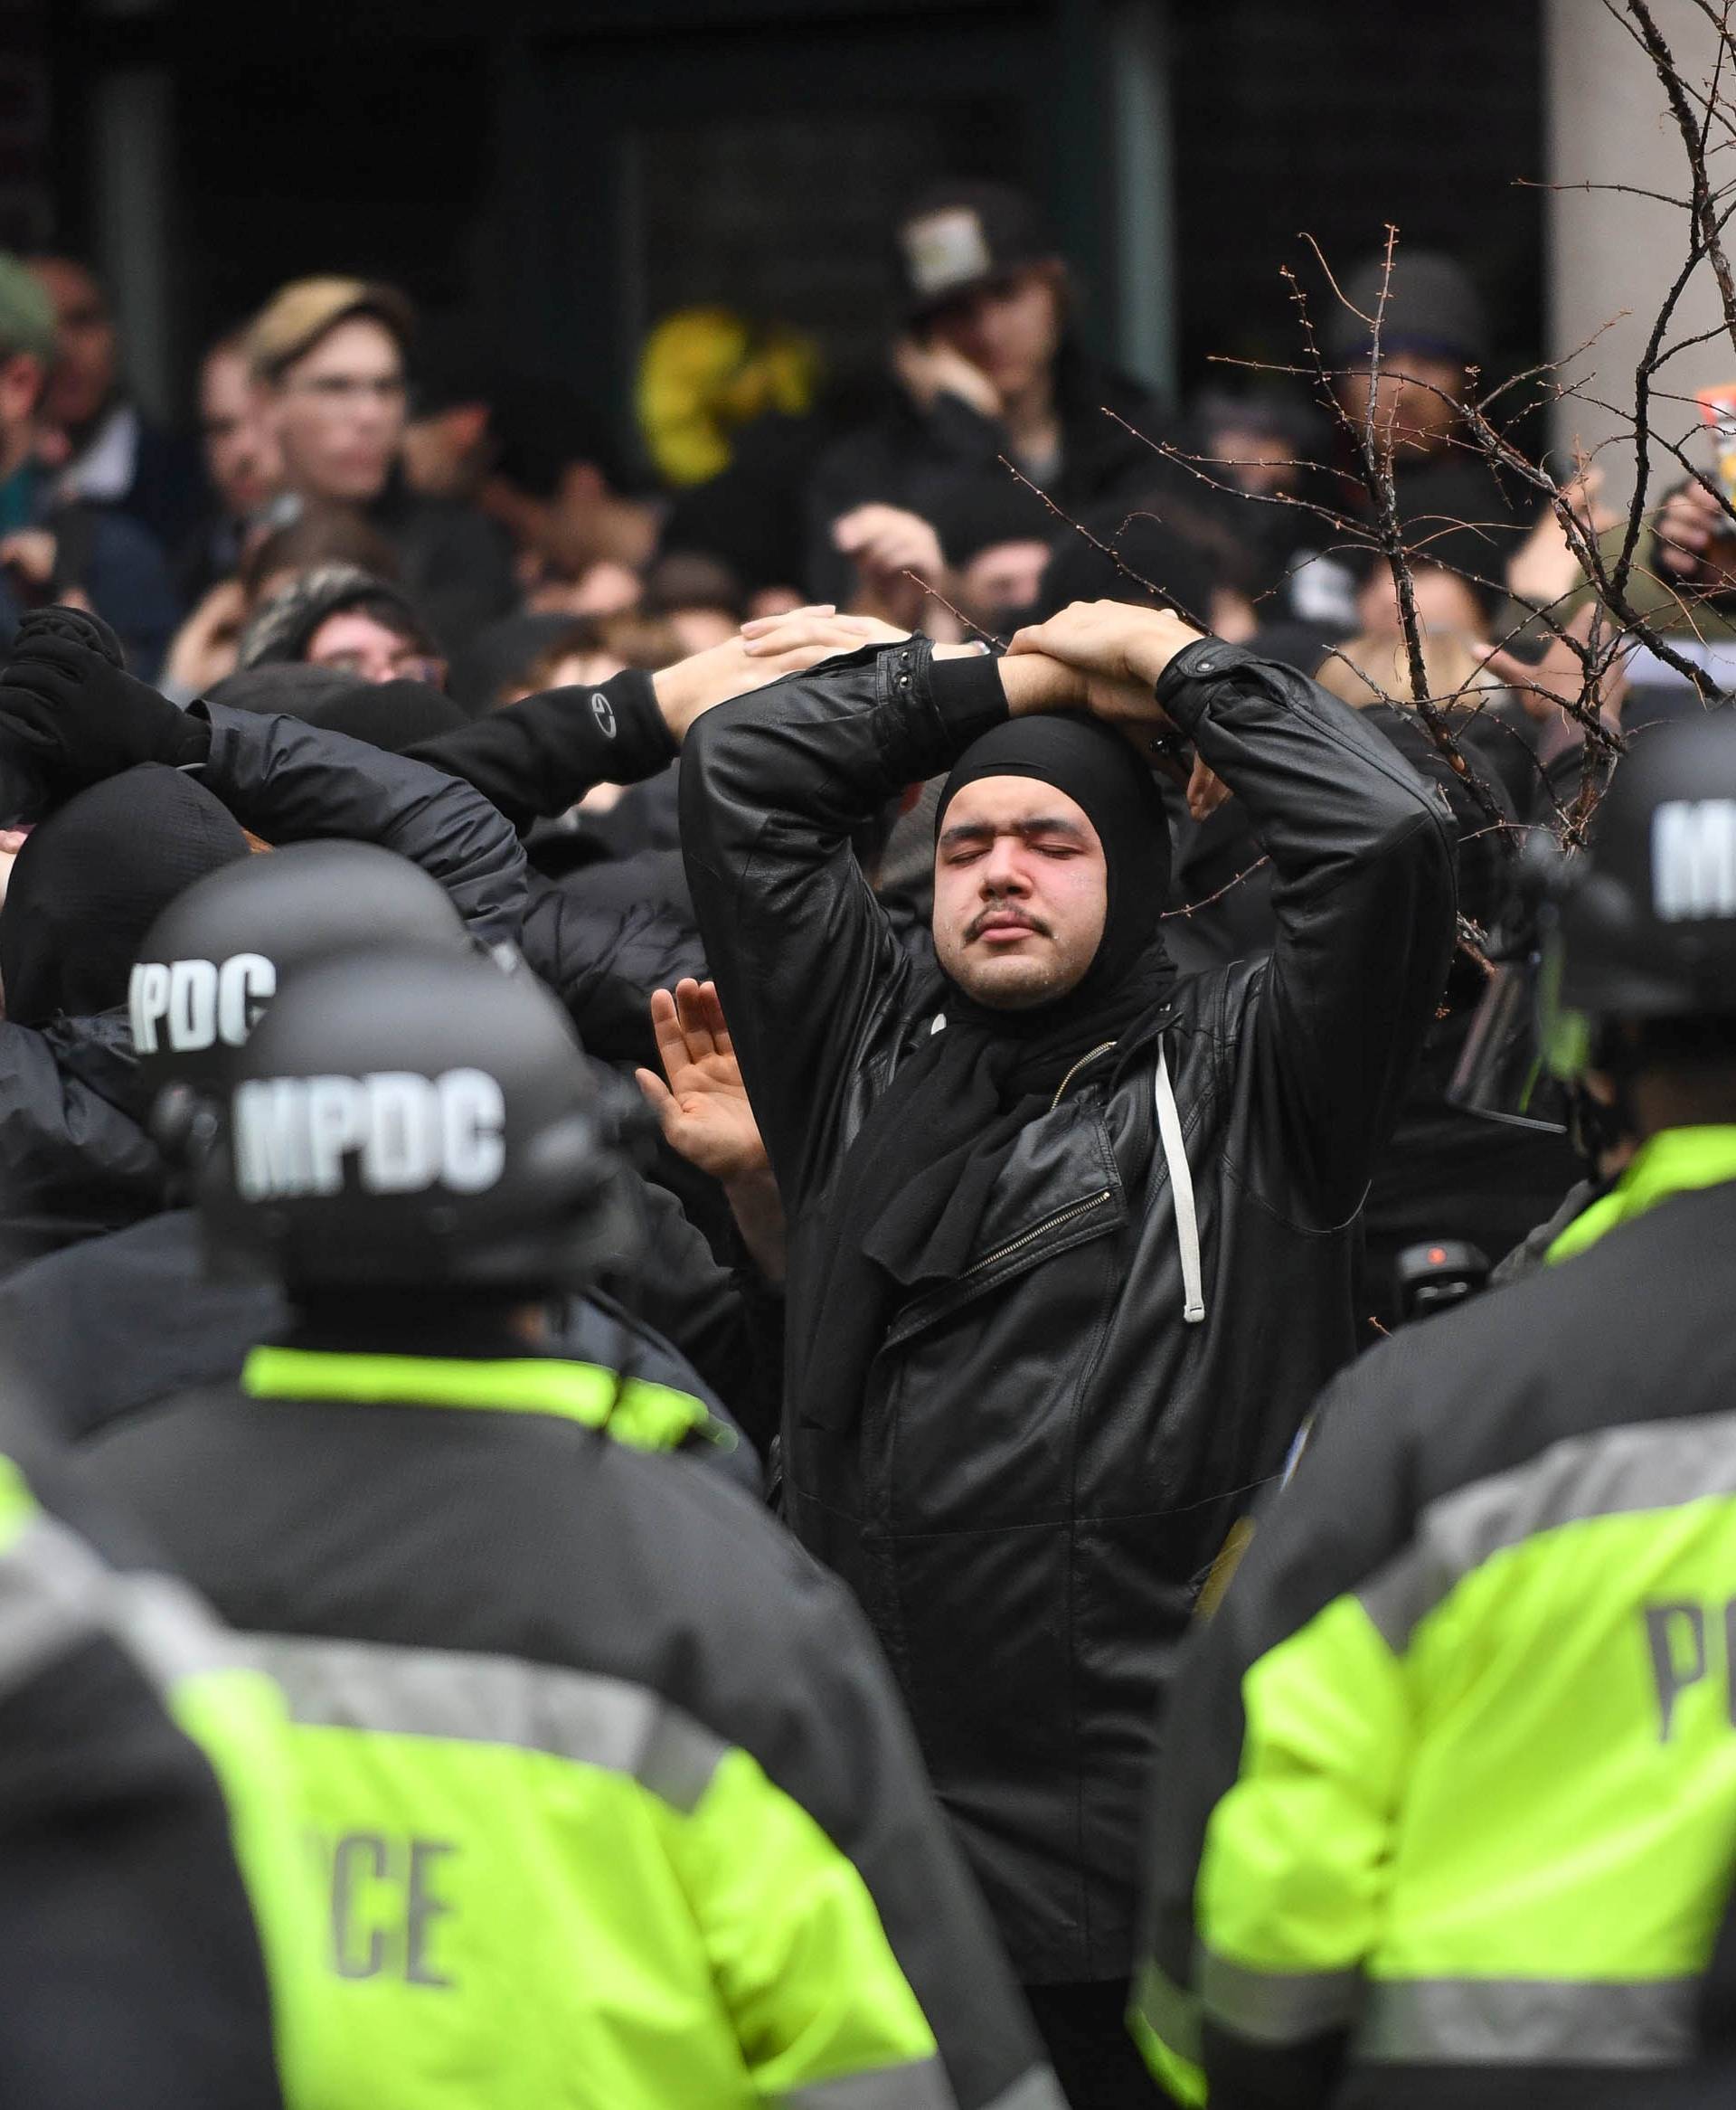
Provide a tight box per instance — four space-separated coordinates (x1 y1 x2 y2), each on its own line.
1567 1075 1633 1177
1578 1019 1651 1175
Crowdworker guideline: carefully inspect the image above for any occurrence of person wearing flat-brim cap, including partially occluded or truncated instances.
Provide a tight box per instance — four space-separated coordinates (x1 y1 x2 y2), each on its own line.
802 180 1168 611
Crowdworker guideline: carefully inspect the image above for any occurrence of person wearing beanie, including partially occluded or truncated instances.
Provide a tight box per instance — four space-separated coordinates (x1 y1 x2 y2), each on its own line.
233 560 445 686
244 274 514 650
0 601 526 1278
674 597 1455 2105
1322 247 1523 616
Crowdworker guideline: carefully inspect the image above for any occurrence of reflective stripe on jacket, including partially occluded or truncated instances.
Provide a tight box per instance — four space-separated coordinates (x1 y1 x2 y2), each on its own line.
0 1448 325 2105
83 1342 1061 2110
1135 1159 1736 2109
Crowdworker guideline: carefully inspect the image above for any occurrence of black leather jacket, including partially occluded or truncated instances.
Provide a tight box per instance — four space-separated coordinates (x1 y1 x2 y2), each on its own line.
681 635 1457 1982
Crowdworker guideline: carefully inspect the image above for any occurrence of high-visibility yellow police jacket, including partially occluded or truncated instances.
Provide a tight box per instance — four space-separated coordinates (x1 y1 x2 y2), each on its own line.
1132 1131 1736 2109
84 1334 1062 2110
0 1445 326 2104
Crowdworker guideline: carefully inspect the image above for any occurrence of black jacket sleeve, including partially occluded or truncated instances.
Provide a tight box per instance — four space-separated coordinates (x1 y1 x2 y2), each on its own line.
515 878 706 1067
197 705 528 947
1156 639 1457 1226
406 671 675 831
0 1012 163 1278
679 638 1006 1201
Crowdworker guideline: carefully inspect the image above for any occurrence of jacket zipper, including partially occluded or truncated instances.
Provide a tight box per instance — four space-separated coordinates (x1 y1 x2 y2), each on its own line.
961 1188 1114 1280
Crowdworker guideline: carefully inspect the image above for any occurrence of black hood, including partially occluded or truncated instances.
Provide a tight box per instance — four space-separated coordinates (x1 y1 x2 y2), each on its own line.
0 765 250 1026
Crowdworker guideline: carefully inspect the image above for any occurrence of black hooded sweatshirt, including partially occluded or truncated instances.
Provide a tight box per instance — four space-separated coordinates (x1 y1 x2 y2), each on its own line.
0 710 526 1278
0 768 249 1274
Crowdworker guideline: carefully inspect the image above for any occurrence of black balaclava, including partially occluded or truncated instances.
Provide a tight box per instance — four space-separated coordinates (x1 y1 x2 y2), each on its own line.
934 710 1172 1016
799 707 1178 1433
0 765 250 1026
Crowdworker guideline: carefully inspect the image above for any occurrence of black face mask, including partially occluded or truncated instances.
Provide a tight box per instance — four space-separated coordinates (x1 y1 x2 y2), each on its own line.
796 713 1178 1433
0 765 250 1027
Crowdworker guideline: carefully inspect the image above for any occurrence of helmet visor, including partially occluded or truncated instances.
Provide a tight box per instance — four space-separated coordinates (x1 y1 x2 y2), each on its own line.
1447 954 1571 1131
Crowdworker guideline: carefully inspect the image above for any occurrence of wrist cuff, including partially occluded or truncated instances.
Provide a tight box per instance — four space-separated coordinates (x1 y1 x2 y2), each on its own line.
1155 636 1250 733
927 650 1010 752
597 667 676 780
171 703 214 766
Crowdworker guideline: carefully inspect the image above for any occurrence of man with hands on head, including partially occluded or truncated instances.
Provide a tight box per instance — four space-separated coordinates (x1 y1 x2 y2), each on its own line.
671 596 1457 2105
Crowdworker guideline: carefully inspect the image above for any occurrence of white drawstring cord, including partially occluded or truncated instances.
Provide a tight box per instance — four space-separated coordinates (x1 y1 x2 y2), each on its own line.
1155 1038 1206 1324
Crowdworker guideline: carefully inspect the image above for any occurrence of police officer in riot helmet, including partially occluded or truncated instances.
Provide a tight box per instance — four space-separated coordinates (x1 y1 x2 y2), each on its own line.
78 942 1065 2110
1453 717 1736 1276
202 945 646 1327
0 839 757 1469
1132 714 1736 2105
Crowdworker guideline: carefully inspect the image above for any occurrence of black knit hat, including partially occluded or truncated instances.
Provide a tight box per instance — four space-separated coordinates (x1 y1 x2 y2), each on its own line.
1325 251 1488 370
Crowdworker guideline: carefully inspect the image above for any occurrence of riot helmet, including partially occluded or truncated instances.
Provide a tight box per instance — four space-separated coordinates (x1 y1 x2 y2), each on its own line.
1452 716 1736 1132
1539 716 1736 1076
196 946 642 1300
128 840 472 1106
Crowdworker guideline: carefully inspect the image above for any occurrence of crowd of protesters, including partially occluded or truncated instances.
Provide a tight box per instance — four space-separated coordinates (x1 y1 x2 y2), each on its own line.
0 179 1734 2109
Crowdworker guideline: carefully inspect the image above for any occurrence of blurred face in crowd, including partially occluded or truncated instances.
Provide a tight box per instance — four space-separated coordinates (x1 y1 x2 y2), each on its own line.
1356 561 1486 641
932 777 1108 1010
305 607 443 686
28 259 117 433
1335 353 1464 456
0 350 44 475
200 345 280 518
926 265 1064 406
1209 423 1298 499
270 317 407 505
958 540 1052 628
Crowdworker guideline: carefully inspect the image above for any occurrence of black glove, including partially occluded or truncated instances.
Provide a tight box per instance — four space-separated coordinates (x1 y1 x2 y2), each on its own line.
12 603 126 667
0 621 209 794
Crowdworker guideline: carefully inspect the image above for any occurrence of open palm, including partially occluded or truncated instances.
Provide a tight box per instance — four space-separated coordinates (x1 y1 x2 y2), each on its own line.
636 979 769 1183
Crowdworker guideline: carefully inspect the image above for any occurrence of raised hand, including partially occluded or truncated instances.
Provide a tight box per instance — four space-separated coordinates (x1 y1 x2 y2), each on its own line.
654 607 892 742
1473 601 1631 730
636 979 769 1185
1505 467 1619 609
1007 600 1203 692
1651 476 1736 585
830 504 951 629
892 336 1002 421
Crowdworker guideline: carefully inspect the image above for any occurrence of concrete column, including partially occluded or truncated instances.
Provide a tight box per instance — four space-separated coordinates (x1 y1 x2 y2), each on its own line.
1547 0 1736 513
90 65 175 422
1107 0 1176 399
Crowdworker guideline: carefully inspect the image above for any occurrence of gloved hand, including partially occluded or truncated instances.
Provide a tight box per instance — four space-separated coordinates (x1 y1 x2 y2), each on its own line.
0 611 209 794
14 603 127 666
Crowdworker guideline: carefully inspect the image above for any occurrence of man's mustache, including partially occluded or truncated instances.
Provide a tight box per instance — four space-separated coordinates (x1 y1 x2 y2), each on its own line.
967 905 1053 942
